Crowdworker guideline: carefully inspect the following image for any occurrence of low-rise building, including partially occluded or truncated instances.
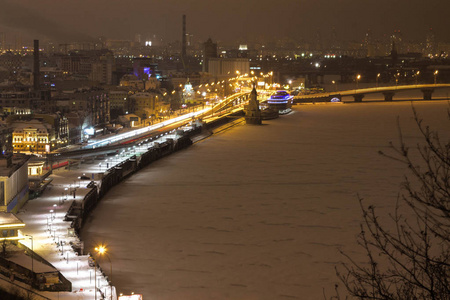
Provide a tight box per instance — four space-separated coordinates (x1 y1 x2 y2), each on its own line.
120 74 145 90
109 91 128 112
11 120 52 154
0 120 13 154
128 92 169 122
0 212 25 242
60 88 110 128
208 58 250 79
9 113 69 153
118 113 140 128
0 154 29 213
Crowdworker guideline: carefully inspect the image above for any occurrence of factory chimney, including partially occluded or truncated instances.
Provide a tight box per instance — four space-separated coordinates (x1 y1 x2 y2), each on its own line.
182 15 187 58
33 39 40 91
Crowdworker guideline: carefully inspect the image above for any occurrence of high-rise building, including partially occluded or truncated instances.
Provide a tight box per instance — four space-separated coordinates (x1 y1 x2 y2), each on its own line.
390 30 403 53
203 38 217 73
33 40 40 91
14 34 22 52
425 28 436 57
0 32 5 51
135 33 142 45
330 27 339 51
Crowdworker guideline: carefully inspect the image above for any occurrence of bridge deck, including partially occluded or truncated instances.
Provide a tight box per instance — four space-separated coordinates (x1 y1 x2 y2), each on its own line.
294 84 450 100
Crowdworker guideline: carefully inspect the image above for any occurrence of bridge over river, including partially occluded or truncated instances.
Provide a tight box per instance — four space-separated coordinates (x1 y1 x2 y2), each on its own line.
294 84 450 102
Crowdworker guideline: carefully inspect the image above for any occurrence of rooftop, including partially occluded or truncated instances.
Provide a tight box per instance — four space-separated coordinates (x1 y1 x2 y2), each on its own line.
0 211 25 227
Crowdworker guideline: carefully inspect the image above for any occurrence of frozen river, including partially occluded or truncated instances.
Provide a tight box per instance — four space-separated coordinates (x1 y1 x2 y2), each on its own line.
81 98 449 299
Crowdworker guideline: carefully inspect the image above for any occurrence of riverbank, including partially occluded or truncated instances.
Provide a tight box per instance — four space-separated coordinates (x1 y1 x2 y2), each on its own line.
0 112 244 299
0 129 196 299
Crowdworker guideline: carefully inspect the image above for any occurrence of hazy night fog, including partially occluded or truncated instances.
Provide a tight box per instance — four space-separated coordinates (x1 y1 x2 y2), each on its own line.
0 0 449 298
1 0 449 44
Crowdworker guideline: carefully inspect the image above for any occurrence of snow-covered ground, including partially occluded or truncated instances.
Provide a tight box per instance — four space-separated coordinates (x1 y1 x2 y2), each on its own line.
3 139 177 299
79 94 450 299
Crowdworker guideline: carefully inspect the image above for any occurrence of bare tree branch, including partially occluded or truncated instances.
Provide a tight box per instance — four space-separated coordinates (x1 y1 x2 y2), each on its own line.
337 106 450 300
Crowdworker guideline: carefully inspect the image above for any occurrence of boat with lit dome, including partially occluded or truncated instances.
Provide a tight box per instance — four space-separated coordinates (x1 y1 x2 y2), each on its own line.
266 90 293 114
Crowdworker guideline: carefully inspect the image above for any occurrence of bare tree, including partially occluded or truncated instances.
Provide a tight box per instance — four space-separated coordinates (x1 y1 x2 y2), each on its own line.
336 107 450 299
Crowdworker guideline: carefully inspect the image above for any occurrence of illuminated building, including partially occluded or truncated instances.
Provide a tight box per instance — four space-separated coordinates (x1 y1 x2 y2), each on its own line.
207 58 250 79
11 120 52 154
0 154 29 213
244 85 261 125
182 79 195 103
132 58 162 82
0 212 25 241
119 74 159 91
128 92 168 122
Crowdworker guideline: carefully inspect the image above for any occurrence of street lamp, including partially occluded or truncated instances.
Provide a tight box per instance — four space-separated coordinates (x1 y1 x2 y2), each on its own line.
95 245 113 300
434 70 438 84
92 254 98 300
376 73 380 87
356 74 361 89
25 235 34 276
332 80 337 92
415 71 420 85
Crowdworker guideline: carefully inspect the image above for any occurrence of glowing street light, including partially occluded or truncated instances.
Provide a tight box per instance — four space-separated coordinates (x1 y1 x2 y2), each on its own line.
95 245 113 300
356 74 361 89
434 70 438 84
92 254 98 300
376 73 380 87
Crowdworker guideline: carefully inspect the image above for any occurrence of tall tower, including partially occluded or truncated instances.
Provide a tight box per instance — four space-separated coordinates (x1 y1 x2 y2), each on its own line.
182 14 187 58
33 40 40 91
244 84 262 125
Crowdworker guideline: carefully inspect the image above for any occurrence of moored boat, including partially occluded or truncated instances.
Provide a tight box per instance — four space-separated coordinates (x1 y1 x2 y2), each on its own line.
266 90 293 114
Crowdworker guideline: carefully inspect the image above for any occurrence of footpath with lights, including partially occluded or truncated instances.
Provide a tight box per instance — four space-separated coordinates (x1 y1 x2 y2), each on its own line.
0 130 196 300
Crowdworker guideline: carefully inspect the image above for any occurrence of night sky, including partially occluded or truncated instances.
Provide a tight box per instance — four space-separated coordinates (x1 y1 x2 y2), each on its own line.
1 0 449 44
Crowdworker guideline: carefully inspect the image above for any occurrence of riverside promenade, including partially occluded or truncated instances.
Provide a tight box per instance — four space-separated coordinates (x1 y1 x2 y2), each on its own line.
0 135 180 300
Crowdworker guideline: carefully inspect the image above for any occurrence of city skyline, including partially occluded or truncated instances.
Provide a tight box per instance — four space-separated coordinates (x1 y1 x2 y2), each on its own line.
0 0 449 46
